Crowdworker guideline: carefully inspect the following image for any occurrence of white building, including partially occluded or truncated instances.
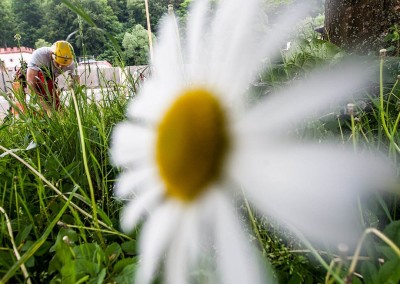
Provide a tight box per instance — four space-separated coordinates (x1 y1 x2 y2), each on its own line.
0 47 34 72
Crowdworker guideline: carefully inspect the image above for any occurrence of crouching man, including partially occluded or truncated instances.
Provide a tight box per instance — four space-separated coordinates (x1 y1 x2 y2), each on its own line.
26 40 79 113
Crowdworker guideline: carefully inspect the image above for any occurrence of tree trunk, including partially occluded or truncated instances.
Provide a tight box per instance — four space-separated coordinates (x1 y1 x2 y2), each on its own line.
324 0 400 55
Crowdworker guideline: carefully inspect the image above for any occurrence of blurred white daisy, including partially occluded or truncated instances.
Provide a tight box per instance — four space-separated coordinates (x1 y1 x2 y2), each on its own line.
111 0 393 283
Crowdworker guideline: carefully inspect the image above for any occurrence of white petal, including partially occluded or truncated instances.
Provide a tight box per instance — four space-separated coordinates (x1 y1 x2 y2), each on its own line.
214 192 269 284
127 15 186 123
136 201 184 284
207 0 264 98
259 3 312 62
152 15 184 83
207 1 311 103
114 166 158 198
165 206 199 284
119 187 163 233
232 142 394 247
185 0 210 81
126 78 182 124
165 235 189 284
110 122 154 167
26 141 37 150
238 64 372 137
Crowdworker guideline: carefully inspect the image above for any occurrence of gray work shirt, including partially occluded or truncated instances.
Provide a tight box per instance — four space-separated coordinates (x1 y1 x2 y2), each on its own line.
27 46 76 78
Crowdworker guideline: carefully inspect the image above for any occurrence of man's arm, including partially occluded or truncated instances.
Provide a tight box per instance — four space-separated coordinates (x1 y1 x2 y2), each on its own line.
26 67 41 95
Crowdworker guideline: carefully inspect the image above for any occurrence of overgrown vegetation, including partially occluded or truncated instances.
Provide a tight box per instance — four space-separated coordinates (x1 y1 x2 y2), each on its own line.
1 1 400 283
0 0 191 64
1 38 400 284
246 35 400 283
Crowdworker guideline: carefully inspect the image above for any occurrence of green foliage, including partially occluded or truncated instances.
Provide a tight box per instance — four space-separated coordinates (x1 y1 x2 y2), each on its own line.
1 48 400 284
35 39 52 49
122 24 154 65
384 24 400 57
37 0 76 44
247 34 400 284
1 2 400 283
11 0 43 47
66 0 123 60
127 0 185 31
46 227 138 283
256 215 325 283
283 38 343 76
176 0 192 19
1 0 165 63
0 83 134 282
351 222 400 284
251 35 344 106
0 0 16 47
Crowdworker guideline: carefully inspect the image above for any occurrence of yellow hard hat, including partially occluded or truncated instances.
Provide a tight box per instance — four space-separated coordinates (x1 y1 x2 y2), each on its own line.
52 41 74 66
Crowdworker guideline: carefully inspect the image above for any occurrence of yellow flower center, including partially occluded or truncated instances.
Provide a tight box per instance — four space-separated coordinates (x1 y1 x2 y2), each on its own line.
156 87 229 202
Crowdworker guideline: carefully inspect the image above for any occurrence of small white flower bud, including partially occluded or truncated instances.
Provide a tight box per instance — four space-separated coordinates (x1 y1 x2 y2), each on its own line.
62 235 72 245
347 103 355 116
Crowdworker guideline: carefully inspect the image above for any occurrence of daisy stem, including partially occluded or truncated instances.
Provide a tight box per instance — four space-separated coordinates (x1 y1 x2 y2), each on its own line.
338 117 345 144
379 52 400 154
326 259 344 284
242 191 267 257
0 207 32 284
388 78 400 160
379 54 388 136
350 114 366 227
348 228 400 278
70 89 103 244
350 114 356 150
293 228 344 284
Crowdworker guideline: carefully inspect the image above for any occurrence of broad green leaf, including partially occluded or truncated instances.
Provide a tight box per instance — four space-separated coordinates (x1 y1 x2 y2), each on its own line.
113 263 136 284
121 240 137 255
105 242 122 264
15 224 32 246
113 257 137 274
377 259 400 284
383 220 400 247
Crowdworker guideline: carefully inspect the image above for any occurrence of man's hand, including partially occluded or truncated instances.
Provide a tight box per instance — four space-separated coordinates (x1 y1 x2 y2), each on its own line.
68 74 80 89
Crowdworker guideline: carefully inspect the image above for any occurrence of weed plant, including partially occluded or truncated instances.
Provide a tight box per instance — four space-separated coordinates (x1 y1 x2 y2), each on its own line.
1 8 400 284
248 45 400 283
0 83 137 283
1 49 399 283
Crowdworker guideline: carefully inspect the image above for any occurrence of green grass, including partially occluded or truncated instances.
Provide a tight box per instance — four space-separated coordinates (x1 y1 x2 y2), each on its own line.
1 27 400 284
0 83 136 283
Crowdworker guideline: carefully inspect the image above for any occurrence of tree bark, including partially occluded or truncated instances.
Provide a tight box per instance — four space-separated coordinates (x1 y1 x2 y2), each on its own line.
324 0 400 55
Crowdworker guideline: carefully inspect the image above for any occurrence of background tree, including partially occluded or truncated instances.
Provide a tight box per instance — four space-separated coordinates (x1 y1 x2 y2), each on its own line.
0 0 17 47
107 0 131 27
39 0 78 43
122 24 155 65
324 0 400 54
35 39 52 49
1 0 186 65
176 0 192 18
11 0 43 48
127 0 185 32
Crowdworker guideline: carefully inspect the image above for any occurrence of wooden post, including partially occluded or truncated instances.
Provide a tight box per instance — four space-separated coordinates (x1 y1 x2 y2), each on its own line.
144 0 154 61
